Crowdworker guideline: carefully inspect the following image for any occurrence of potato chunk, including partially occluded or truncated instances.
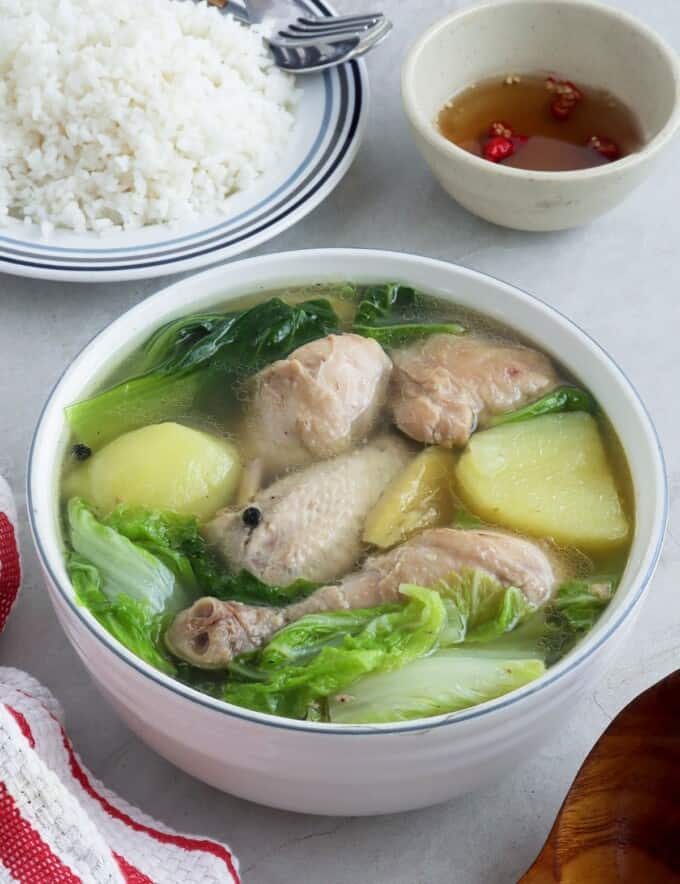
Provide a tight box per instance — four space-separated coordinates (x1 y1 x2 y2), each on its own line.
455 413 629 550
363 446 457 548
67 422 241 520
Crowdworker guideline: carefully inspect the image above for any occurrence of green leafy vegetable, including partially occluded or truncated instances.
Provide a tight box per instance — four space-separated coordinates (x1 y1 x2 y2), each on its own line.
488 386 597 428
104 503 207 593
475 578 614 666
328 649 545 724
539 578 613 663
354 322 466 347
66 297 341 449
68 495 618 723
353 283 420 324
255 607 399 670
67 498 187 615
136 313 228 374
211 571 318 607
433 570 535 646
553 579 613 630
223 585 447 719
351 283 464 346
142 298 340 376
220 572 612 721
69 554 177 675
172 660 227 698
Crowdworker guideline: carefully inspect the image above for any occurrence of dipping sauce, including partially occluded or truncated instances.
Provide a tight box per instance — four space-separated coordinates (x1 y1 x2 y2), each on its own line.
438 74 644 171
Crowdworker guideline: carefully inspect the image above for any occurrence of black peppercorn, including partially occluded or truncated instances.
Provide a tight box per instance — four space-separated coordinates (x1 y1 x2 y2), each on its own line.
72 443 92 461
242 506 262 528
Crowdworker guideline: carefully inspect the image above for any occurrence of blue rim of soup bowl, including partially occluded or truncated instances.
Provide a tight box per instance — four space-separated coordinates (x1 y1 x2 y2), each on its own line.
401 0 680 183
27 249 668 735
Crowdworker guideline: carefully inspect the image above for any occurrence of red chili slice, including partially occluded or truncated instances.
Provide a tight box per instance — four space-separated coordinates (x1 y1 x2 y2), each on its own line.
546 77 583 121
483 135 515 162
588 135 621 160
551 99 574 120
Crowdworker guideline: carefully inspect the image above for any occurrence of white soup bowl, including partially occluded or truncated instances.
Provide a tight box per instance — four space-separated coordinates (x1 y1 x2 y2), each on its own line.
28 249 666 815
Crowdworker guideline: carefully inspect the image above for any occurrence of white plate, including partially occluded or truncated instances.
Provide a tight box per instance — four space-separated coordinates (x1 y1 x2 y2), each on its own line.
0 1 368 282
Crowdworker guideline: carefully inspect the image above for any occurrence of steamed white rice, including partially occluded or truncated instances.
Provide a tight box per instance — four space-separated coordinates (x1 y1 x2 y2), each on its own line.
0 0 298 233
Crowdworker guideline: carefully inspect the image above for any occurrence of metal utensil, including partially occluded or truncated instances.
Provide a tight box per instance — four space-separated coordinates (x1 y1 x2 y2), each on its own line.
209 0 392 72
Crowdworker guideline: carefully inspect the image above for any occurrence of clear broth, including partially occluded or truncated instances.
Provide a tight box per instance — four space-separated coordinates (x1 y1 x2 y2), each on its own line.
438 73 644 171
62 284 635 580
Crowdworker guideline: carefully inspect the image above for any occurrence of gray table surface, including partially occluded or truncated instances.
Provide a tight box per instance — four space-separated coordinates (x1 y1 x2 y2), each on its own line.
2 1 680 881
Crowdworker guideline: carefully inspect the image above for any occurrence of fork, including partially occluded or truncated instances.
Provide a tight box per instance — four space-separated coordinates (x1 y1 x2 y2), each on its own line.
208 1 392 72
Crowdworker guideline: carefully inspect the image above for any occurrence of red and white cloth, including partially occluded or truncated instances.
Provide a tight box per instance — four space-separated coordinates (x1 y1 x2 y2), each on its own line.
0 478 241 884
0 478 20 635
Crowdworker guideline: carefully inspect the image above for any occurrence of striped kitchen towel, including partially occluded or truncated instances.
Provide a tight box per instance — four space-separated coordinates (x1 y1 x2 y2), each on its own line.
0 478 240 883
0 478 20 634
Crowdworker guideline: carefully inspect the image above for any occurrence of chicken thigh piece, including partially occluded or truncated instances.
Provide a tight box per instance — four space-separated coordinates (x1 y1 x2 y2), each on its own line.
389 334 559 448
244 333 392 474
203 435 412 587
330 527 559 609
166 527 558 668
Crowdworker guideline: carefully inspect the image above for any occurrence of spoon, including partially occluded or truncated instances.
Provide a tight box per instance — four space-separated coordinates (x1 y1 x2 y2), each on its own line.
520 670 680 883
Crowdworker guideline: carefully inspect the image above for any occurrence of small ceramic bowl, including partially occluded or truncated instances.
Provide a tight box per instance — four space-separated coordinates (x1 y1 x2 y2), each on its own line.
28 249 667 815
401 0 680 231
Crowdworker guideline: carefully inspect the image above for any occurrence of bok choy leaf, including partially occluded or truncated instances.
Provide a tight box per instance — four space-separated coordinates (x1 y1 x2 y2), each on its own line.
66 297 341 449
435 570 536 646
351 283 464 346
488 386 597 428
328 649 545 724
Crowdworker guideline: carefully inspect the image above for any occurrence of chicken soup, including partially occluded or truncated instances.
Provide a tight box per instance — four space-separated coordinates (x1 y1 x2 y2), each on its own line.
61 284 633 723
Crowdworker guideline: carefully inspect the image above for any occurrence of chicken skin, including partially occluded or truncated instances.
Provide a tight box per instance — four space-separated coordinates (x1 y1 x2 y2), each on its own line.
203 435 412 586
389 334 559 448
244 333 392 474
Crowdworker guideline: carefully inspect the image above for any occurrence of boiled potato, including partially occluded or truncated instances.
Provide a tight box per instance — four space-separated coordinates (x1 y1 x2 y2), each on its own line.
66 422 241 520
363 446 457 548
455 412 629 550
